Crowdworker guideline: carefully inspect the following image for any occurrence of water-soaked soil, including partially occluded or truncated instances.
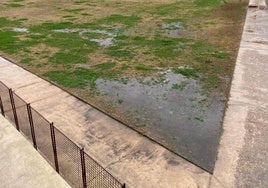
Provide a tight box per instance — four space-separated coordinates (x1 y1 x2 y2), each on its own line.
53 28 116 47
0 0 247 174
96 71 226 171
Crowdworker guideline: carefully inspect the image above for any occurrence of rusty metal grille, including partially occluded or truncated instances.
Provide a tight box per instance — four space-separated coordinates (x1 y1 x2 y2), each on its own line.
0 80 126 188
0 82 14 123
54 127 82 188
84 153 123 188
31 108 55 168
13 93 32 141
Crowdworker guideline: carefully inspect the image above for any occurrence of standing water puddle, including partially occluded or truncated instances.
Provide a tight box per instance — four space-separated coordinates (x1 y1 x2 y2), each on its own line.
53 28 116 47
12 27 29 33
162 22 184 37
96 71 225 172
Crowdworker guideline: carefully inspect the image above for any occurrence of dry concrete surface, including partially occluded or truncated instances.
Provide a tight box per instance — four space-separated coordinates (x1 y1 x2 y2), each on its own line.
0 115 70 188
211 2 268 188
0 2 268 188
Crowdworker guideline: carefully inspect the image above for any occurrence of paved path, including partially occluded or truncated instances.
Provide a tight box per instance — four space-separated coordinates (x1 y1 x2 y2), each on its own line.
211 4 268 188
0 115 70 188
0 60 210 187
0 2 267 188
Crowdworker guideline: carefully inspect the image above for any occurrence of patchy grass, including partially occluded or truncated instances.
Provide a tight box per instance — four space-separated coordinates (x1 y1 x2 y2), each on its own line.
44 65 118 89
44 69 101 89
5 3 24 8
0 0 247 146
0 0 245 93
173 67 199 78
0 17 22 27
94 62 116 70
0 31 19 54
99 14 141 27
194 116 204 122
172 82 188 91
64 8 85 13
107 48 133 59
20 57 33 64
117 98 124 104
204 74 221 89
29 22 75 32
194 0 223 7
135 64 153 71
49 52 88 65
154 2 186 16
131 36 188 59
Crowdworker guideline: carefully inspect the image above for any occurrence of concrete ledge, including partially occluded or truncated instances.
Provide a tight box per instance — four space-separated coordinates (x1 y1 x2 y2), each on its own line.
211 6 268 188
249 0 267 9
0 115 70 188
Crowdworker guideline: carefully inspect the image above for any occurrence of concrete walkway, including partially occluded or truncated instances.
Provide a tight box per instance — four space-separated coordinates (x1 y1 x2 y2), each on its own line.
211 4 268 188
0 2 267 188
0 60 210 188
0 115 70 188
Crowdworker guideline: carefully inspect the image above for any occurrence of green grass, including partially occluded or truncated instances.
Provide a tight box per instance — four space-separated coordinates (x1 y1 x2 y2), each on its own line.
20 57 33 64
154 2 187 16
44 66 118 89
172 82 187 91
204 74 220 89
5 3 24 8
118 98 124 104
0 17 23 28
43 32 97 53
94 62 116 70
82 32 109 39
29 22 74 32
74 0 87 4
0 31 19 53
44 69 100 88
49 52 88 65
0 0 243 95
135 64 152 71
194 116 204 122
64 8 84 13
120 64 130 71
99 14 141 27
116 36 189 59
173 67 199 78
194 0 223 7
191 41 229 62
211 51 229 59
107 48 133 59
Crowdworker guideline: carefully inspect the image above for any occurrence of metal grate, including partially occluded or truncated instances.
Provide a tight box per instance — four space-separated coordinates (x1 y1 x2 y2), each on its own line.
54 127 82 188
13 93 32 141
31 108 55 168
84 152 123 188
0 81 126 188
0 83 14 123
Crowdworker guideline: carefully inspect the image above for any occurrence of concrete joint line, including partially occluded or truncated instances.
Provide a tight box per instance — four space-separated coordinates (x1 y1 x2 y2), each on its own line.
249 0 267 9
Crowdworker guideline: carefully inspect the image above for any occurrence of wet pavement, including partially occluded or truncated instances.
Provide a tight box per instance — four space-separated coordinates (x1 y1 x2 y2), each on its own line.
96 70 226 172
0 56 211 188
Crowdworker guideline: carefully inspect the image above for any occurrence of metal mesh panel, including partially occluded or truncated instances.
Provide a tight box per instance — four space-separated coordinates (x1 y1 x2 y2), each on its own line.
0 82 14 123
0 81 125 188
84 153 122 188
13 93 32 141
31 108 55 168
54 127 82 188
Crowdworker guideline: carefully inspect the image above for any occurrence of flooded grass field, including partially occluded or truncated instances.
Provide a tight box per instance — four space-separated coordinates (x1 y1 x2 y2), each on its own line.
0 0 247 172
